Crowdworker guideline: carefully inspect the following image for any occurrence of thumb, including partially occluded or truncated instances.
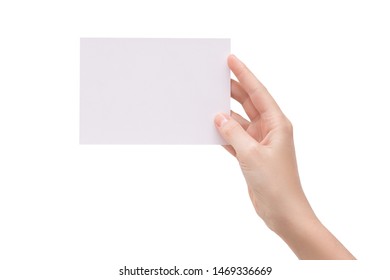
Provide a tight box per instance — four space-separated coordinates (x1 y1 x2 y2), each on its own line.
214 113 257 154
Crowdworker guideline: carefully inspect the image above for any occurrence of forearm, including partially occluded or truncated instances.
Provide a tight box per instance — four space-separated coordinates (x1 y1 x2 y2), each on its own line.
274 214 356 260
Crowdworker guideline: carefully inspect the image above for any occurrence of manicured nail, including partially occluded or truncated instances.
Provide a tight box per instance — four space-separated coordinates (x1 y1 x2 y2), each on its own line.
215 113 230 128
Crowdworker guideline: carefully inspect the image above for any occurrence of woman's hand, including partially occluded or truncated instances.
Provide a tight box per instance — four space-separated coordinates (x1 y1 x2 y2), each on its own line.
215 55 355 260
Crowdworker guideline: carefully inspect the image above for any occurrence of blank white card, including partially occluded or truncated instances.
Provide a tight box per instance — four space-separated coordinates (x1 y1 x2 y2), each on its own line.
80 38 230 144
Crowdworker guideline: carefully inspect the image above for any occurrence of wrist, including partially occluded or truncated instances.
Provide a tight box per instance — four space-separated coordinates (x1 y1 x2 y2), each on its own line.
269 208 355 259
267 203 319 238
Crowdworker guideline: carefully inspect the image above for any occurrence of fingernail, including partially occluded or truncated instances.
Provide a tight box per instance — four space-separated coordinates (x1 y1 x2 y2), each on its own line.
215 113 230 128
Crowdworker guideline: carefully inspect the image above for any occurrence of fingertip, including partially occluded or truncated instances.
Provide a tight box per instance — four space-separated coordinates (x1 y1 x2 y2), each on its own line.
215 112 256 153
227 54 236 67
214 113 230 128
228 54 244 72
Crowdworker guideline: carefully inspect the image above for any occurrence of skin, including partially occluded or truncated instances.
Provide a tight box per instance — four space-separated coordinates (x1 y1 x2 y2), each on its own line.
214 54 355 260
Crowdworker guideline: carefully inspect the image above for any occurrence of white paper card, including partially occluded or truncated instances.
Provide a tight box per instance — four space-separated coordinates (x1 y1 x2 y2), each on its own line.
80 38 230 144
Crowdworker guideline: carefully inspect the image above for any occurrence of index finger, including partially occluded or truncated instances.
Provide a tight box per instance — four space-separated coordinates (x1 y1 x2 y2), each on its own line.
228 54 282 116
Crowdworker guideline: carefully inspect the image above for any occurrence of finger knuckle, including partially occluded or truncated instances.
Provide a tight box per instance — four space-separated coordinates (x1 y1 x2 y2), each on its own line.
239 142 260 160
222 121 240 138
280 116 294 136
249 84 263 96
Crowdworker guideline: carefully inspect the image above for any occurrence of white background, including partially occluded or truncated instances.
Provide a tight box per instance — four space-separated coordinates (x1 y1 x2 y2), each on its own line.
1 0 389 279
